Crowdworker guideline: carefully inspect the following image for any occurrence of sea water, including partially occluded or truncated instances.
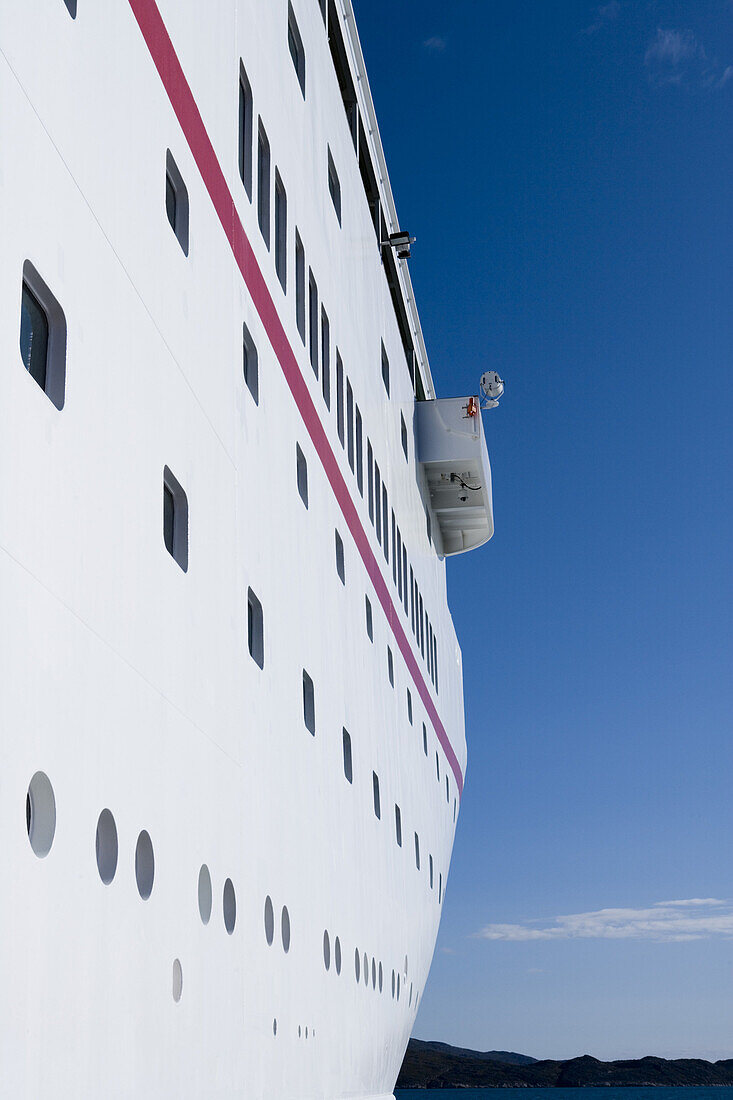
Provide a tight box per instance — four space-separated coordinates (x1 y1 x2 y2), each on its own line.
397 1090 733 1100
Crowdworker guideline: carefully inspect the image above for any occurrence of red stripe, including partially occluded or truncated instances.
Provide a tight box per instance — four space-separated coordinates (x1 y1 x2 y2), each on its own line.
127 0 464 797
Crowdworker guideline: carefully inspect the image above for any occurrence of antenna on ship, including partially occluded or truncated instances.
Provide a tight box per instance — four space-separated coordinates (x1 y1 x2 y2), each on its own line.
480 370 505 410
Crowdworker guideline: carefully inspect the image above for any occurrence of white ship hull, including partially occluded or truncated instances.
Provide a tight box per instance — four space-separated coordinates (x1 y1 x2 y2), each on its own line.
0 0 485 1095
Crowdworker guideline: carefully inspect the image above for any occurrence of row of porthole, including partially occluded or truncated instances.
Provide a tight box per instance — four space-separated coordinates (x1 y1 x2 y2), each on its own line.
26 772 239 934
28 772 417 1011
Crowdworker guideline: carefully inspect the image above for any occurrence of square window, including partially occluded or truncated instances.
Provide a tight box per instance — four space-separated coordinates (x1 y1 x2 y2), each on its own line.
342 728 352 783
242 321 259 404
163 466 188 572
19 262 66 410
335 530 345 584
166 151 189 256
327 147 341 224
296 444 308 507
247 587 264 669
365 596 373 642
372 772 381 819
288 4 306 96
302 670 315 734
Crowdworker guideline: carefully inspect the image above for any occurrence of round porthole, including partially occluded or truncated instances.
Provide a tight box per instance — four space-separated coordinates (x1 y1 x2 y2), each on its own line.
334 936 342 975
26 772 56 858
264 895 274 945
95 809 118 884
198 864 212 925
172 958 183 1002
281 906 290 953
323 930 330 971
135 830 155 900
223 878 236 934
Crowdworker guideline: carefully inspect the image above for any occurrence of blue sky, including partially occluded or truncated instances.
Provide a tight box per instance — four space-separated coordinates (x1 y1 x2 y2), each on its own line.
357 0 733 1061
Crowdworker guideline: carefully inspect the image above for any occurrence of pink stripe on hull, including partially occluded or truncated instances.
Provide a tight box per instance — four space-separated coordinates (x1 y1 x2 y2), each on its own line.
127 0 464 796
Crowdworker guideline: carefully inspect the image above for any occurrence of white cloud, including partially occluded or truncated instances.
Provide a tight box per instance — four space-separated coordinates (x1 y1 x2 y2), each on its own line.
476 898 733 943
645 28 703 67
581 1 621 36
644 28 731 90
423 36 447 54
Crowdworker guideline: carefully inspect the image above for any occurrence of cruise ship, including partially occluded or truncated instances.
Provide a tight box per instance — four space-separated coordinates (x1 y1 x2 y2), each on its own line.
0 0 500 1096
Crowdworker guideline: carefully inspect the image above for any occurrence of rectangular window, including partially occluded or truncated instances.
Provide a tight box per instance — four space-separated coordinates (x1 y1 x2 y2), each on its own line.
238 63 253 199
327 146 341 224
336 352 345 445
426 504 432 545
374 464 382 543
295 231 306 342
321 308 331 408
342 728 353 783
406 689 413 726
247 587 264 668
365 595 373 642
396 528 403 601
387 645 394 688
410 567 415 634
414 833 420 870
439 873 443 903
346 380 354 471
242 321 259 404
372 772 381 820
19 261 66 410
308 271 319 377
395 805 402 847
257 121 271 248
435 751 440 783
355 407 363 495
296 443 308 507
275 171 287 290
429 854 434 889
162 466 188 573
367 440 374 522
302 670 315 734
401 412 409 461
382 487 389 563
422 723 428 756
402 545 408 614
434 634 439 693
419 594 424 656
166 150 189 256
334 529 345 584
391 512 397 584
381 341 390 396
288 3 306 96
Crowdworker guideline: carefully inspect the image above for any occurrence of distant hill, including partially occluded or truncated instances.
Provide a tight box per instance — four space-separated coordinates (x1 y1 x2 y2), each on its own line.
410 1040 537 1066
396 1039 733 1088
